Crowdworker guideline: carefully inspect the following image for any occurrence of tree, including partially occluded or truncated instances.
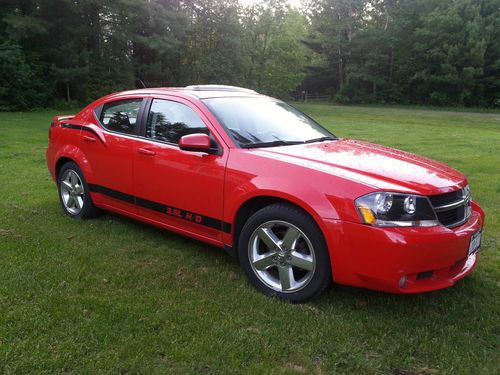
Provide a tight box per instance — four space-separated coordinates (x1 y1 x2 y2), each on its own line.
305 0 366 96
1 0 499 109
241 0 307 97
303 0 500 106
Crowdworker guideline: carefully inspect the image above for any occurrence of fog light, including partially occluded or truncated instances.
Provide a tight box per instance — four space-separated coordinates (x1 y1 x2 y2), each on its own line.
399 275 407 288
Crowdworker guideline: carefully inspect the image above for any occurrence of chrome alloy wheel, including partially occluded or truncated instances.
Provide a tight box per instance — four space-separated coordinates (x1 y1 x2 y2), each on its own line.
248 220 316 293
60 169 85 215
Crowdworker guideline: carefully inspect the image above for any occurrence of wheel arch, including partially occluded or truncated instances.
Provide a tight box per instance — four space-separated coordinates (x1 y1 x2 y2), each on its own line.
55 156 75 179
230 194 329 255
53 146 94 182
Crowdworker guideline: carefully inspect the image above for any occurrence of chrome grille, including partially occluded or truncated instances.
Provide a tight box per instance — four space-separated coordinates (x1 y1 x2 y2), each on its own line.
428 187 471 227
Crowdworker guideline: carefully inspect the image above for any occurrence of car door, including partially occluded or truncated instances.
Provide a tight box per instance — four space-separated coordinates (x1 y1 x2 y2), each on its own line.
133 97 228 243
81 97 146 214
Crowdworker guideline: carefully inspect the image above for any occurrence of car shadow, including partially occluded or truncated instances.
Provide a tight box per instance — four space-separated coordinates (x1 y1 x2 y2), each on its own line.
94 210 238 265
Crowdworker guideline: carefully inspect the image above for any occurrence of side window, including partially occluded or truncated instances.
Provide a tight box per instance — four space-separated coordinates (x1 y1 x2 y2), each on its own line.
146 99 209 144
100 99 143 135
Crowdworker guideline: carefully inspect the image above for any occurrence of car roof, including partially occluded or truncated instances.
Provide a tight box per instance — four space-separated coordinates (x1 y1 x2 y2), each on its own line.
105 85 263 101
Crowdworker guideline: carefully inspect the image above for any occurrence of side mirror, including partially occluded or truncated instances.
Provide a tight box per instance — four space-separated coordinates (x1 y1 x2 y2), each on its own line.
178 133 217 154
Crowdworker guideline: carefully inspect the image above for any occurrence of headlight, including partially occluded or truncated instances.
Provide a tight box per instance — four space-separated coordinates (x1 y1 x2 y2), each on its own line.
463 184 471 201
463 184 472 217
355 192 439 227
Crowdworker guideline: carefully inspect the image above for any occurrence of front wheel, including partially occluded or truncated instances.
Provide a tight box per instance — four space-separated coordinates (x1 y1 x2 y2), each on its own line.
238 203 332 302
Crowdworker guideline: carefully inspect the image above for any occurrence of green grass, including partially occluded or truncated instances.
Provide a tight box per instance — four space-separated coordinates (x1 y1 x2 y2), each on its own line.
0 105 499 374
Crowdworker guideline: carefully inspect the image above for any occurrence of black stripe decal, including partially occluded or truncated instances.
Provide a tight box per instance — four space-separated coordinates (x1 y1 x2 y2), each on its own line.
89 184 135 204
61 123 104 144
136 197 165 213
88 184 231 233
222 222 232 234
61 123 83 130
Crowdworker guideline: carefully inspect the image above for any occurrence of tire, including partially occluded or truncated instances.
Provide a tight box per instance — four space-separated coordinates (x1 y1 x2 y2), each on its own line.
238 203 332 302
57 161 100 219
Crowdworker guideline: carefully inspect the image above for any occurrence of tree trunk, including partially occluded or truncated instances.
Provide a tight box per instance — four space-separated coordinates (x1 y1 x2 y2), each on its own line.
88 4 101 59
338 47 344 90
66 82 71 102
389 47 394 82
345 1 352 86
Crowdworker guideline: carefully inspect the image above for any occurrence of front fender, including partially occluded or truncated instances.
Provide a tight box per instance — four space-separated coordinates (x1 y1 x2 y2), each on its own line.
222 175 342 248
226 177 340 223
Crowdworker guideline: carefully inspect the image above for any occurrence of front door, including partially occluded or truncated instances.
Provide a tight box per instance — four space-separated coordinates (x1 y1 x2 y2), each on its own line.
133 97 228 243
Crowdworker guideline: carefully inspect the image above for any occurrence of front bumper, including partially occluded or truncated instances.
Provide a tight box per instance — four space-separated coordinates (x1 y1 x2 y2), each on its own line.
323 202 484 293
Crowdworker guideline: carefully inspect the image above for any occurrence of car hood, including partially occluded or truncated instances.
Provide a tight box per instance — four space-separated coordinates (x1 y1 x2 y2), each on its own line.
251 139 466 194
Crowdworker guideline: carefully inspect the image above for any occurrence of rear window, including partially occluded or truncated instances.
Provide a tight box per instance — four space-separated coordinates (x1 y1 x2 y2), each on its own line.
100 99 143 135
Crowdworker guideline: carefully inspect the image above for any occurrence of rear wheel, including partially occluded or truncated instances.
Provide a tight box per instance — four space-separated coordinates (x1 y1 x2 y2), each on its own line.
238 203 332 302
58 162 99 219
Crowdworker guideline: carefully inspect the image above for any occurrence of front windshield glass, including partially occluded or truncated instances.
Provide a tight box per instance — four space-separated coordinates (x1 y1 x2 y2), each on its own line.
203 97 336 148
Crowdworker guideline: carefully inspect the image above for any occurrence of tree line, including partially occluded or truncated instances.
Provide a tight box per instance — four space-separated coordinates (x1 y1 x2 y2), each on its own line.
1 0 499 111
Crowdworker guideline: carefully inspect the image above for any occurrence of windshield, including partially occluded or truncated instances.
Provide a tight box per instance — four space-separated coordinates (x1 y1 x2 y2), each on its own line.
203 97 336 148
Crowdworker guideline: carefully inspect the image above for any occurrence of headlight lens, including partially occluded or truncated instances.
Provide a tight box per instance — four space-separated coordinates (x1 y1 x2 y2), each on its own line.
463 184 472 217
463 185 471 200
355 192 439 227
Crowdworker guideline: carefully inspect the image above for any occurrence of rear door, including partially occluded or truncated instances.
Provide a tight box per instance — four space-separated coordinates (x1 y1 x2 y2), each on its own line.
81 98 146 214
132 97 228 243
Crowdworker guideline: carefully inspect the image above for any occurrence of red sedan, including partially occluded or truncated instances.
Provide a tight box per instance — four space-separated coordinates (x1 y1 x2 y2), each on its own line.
46 85 485 302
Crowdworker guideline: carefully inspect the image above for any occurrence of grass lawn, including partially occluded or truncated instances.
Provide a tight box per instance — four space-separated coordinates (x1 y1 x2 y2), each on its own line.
0 104 499 374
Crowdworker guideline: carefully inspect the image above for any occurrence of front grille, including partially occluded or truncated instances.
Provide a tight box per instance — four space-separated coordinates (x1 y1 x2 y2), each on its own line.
428 190 463 207
435 206 466 226
428 188 470 227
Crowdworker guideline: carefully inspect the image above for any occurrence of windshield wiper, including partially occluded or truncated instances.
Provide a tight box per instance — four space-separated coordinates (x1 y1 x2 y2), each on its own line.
242 140 304 149
243 136 336 148
304 136 337 144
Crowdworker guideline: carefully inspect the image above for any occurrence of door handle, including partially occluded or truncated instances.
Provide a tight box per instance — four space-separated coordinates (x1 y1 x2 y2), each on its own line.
138 148 156 156
83 135 96 143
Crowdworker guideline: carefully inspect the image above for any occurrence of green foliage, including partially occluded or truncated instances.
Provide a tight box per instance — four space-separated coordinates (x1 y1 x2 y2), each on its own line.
305 0 500 107
241 1 306 98
0 43 48 110
0 0 499 109
0 0 306 109
333 94 350 104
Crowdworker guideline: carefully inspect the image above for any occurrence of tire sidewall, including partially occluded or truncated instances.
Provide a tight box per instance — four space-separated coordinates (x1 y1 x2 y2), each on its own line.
238 204 332 302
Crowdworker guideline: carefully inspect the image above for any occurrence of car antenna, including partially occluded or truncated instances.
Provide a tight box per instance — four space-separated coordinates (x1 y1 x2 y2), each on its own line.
137 79 147 88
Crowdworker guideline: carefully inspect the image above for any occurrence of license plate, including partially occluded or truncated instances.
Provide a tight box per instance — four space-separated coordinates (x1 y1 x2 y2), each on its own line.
468 230 482 256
